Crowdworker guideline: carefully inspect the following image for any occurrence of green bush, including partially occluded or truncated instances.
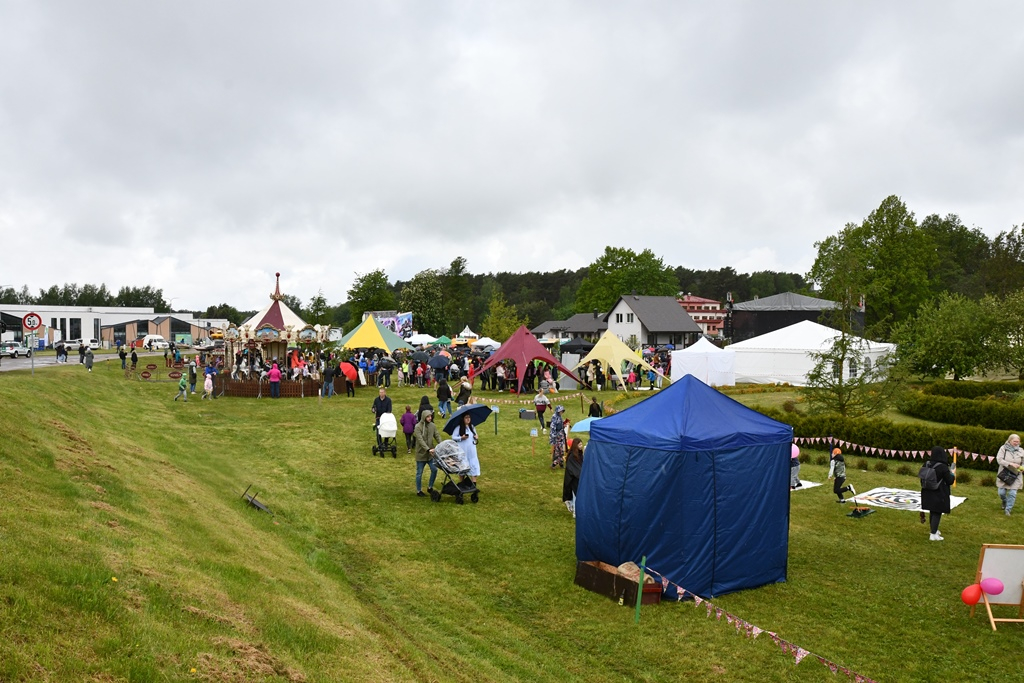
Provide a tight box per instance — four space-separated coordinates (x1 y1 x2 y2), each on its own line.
873 460 889 472
761 409 1003 472
815 455 828 466
798 453 811 464
955 470 972 485
981 475 996 487
899 390 1024 432
896 464 913 476
855 458 869 471
923 380 1024 399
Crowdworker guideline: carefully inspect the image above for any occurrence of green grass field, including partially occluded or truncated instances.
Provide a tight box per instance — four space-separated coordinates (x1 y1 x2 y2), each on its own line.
1 362 1020 682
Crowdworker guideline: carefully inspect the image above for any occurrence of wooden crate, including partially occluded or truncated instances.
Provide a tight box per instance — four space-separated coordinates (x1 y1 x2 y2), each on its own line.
574 561 662 606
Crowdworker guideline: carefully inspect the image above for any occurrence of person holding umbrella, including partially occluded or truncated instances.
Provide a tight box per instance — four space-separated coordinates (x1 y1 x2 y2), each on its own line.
443 404 493 486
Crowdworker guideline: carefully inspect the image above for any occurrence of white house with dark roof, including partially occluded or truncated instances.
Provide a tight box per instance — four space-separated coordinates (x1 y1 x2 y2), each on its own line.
605 295 702 347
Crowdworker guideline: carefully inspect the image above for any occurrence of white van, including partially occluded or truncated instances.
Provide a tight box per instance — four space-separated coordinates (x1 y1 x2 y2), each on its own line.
139 334 170 350
66 338 100 350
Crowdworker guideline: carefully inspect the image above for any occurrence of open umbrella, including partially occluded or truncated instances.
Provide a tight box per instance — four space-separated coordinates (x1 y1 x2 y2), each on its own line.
570 416 601 433
410 350 429 363
438 349 452 358
378 357 396 368
337 361 358 382
443 403 494 435
428 355 450 370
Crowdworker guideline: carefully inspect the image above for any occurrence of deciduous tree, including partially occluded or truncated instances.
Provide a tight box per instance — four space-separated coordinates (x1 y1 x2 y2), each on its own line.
575 247 677 314
400 269 446 335
346 269 396 326
481 290 527 342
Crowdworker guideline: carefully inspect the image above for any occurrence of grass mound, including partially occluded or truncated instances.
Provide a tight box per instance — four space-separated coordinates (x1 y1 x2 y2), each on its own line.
1 362 1019 681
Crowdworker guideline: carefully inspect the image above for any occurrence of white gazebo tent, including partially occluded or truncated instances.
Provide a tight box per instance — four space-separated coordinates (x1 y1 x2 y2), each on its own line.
406 333 437 346
729 320 895 386
670 337 735 386
471 337 501 350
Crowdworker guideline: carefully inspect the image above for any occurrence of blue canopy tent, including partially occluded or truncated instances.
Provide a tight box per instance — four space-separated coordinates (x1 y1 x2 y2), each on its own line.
575 375 793 598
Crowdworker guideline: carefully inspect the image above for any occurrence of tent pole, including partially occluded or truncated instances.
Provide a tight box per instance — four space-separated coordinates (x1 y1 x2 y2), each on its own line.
634 555 647 624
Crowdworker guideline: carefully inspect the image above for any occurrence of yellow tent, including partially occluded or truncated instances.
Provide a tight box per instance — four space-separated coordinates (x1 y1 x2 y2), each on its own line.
573 330 664 390
339 316 415 353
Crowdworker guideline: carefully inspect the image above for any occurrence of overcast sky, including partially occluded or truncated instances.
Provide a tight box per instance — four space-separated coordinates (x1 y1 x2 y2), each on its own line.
2 1 1022 311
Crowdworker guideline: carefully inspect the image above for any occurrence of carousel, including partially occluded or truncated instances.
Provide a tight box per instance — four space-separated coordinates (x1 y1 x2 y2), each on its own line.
219 273 332 398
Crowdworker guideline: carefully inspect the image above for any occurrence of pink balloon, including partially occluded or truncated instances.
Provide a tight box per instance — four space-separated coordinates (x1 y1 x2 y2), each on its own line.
791 444 800 458
961 584 982 606
981 578 1005 596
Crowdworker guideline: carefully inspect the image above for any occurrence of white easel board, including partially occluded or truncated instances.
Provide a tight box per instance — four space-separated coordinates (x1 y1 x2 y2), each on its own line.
972 544 1024 630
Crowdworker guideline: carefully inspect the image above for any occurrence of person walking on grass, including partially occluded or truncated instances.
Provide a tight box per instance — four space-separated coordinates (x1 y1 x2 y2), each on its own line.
201 372 213 400
534 388 551 434
436 378 452 419
174 374 188 402
413 410 440 497
921 446 956 541
549 405 567 469
400 405 417 454
84 347 94 373
827 448 856 502
996 433 1024 516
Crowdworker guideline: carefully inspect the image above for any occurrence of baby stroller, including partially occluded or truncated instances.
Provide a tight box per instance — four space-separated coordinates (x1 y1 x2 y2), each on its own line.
430 440 479 504
373 412 398 457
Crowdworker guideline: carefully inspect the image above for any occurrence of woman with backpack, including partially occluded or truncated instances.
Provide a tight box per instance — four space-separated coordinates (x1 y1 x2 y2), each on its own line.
920 446 956 541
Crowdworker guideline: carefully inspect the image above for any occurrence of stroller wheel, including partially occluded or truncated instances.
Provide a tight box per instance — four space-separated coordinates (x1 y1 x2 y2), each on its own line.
391 448 397 458
371 446 377 455
470 492 479 503
430 489 441 502
455 493 464 505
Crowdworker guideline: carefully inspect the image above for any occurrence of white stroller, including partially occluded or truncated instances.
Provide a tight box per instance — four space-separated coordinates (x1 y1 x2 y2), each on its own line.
373 412 398 457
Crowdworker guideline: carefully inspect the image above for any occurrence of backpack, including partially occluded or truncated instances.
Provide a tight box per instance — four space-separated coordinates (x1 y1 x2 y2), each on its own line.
919 462 941 491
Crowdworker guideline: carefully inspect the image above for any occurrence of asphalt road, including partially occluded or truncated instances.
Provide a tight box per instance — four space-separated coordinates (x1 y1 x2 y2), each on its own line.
0 350 166 373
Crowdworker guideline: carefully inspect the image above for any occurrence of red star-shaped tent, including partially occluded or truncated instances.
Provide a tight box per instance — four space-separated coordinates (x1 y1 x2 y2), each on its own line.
476 326 583 393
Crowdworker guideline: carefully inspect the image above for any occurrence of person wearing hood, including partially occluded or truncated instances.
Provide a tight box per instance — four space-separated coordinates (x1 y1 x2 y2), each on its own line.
549 405 567 469
996 433 1024 516
268 362 282 398
413 409 440 497
563 438 584 516
921 446 957 541
188 360 197 394
84 347 94 372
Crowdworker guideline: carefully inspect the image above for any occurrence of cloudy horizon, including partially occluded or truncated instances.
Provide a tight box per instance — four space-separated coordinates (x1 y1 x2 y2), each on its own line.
2 1 1022 311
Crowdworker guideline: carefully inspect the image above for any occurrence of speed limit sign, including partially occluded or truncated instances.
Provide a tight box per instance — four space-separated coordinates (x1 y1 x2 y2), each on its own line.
22 312 42 331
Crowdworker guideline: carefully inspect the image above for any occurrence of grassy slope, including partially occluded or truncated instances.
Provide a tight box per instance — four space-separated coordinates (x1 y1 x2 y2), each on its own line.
0 364 1020 682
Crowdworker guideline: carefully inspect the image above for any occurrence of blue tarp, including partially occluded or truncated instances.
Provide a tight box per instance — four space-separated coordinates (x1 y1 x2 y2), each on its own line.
575 375 793 597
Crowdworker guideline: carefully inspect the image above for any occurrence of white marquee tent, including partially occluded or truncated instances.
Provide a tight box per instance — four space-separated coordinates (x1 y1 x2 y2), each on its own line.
670 337 735 386
729 320 895 386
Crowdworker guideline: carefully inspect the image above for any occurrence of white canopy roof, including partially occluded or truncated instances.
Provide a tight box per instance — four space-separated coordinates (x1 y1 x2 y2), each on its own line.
729 320 895 385
406 333 437 346
458 325 478 338
472 336 501 349
670 337 735 386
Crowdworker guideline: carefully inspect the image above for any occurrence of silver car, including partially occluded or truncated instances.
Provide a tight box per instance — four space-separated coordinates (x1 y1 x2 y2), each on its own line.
2 341 33 358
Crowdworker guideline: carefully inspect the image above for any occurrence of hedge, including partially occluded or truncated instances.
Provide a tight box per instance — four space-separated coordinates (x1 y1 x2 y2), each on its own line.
759 409 1006 471
898 391 1024 432
922 380 1024 399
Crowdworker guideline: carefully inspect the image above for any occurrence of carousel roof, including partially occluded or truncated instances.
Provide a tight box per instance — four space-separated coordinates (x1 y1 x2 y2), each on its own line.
241 273 307 331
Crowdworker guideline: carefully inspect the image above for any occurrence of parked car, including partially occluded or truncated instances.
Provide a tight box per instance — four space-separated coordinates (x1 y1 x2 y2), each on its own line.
136 334 170 350
2 341 33 358
65 338 100 350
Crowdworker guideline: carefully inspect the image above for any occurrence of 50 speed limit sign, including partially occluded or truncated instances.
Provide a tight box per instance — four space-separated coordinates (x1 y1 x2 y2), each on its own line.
22 312 43 331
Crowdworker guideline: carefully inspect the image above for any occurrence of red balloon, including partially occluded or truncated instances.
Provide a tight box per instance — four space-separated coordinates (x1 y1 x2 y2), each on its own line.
961 584 982 606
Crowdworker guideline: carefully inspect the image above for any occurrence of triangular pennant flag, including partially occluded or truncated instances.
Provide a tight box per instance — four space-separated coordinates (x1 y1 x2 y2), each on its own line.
827 661 838 673
705 602 713 618
795 648 809 665
715 608 723 621
751 626 763 639
725 614 734 625
693 595 703 606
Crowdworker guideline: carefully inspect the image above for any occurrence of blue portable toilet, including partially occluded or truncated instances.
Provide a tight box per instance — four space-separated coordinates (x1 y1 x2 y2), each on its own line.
575 375 793 597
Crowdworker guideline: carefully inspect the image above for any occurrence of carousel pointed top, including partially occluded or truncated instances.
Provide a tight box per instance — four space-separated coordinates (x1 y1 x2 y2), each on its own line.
271 272 283 301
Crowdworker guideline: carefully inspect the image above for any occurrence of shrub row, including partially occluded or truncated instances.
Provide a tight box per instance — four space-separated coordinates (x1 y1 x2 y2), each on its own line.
922 380 1024 398
899 391 1024 432
760 409 1005 472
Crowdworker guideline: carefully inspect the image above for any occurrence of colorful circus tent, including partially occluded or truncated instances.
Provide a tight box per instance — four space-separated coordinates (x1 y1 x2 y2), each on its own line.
339 316 415 353
476 326 582 393
240 273 308 333
575 375 793 598
572 330 663 390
